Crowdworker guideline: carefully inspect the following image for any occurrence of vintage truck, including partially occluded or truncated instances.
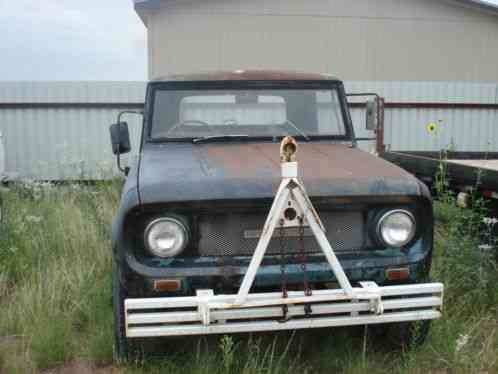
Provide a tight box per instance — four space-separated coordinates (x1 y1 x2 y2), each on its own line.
109 70 444 358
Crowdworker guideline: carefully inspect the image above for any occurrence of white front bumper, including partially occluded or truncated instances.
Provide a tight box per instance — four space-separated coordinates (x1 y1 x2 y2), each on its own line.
124 282 443 338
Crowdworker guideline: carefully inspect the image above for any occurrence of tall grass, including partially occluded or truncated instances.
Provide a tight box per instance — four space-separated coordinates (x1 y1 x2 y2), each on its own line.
0 181 119 373
0 181 497 373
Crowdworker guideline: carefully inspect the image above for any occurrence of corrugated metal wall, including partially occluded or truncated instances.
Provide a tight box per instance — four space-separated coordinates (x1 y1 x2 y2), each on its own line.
0 81 496 180
0 81 146 103
0 82 145 180
146 0 498 83
346 81 498 154
0 108 144 180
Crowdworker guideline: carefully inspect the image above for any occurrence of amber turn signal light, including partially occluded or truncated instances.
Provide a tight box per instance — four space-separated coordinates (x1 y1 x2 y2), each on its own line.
153 279 182 292
385 268 410 282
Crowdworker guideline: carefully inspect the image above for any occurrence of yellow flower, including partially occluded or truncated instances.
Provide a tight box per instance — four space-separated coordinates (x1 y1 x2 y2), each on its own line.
426 122 437 134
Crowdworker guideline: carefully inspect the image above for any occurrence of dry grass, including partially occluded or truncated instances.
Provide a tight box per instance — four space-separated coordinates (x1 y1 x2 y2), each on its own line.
0 182 497 374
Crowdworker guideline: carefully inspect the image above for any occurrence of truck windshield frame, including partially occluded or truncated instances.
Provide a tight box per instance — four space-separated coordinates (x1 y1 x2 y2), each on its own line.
144 80 355 144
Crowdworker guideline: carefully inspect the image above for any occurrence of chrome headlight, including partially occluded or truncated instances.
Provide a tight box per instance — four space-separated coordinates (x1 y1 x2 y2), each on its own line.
377 210 416 248
144 217 189 258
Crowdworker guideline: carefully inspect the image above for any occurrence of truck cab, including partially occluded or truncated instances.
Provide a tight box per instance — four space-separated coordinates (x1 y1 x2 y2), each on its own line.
110 70 441 358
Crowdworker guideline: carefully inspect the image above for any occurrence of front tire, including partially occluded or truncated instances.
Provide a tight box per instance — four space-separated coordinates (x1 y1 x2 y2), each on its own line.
112 260 142 362
374 319 431 349
372 277 432 350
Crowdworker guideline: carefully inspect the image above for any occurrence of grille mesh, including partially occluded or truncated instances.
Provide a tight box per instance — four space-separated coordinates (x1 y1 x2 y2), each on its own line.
198 211 365 256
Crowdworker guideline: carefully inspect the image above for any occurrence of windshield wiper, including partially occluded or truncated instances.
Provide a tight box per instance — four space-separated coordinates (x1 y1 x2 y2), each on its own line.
281 120 310 141
192 134 249 144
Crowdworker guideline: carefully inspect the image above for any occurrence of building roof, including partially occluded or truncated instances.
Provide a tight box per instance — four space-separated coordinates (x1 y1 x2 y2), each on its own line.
134 0 498 25
453 0 498 13
151 70 339 83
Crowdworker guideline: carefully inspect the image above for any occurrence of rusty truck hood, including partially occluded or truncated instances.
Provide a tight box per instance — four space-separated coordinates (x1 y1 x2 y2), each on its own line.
138 142 423 204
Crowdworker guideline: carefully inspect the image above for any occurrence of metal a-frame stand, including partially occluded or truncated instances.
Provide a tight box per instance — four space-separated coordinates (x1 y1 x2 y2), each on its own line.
234 158 354 305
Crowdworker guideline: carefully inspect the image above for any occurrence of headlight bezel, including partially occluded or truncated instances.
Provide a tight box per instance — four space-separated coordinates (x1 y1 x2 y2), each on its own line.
144 217 189 258
376 209 416 248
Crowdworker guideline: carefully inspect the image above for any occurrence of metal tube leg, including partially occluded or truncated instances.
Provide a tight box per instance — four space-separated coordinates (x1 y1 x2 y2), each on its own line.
291 186 354 296
234 185 291 305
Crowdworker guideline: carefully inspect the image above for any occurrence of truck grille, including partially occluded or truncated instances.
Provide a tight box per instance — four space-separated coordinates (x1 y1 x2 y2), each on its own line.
197 211 365 257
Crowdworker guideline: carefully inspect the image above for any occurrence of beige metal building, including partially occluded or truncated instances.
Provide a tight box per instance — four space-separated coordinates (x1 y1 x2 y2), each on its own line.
134 0 498 82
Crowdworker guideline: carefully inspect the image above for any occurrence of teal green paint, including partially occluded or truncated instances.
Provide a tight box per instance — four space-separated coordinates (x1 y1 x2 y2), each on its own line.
143 238 430 289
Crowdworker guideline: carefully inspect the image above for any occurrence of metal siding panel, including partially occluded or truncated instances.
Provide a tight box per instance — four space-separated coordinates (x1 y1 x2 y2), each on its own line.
0 107 143 180
0 81 146 179
345 81 497 103
149 0 498 81
0 81 146 103
383 106 498 153
150 2 498 81
347 81 498 154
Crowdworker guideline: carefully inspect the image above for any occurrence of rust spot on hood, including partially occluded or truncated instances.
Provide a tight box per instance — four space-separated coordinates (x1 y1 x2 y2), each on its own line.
203 142 414 183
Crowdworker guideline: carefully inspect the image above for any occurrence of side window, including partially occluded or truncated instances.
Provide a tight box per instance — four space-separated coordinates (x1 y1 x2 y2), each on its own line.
151 90 178 136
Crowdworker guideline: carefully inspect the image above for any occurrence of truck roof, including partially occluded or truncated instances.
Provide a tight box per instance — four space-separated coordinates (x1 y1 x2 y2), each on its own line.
151 70 341 83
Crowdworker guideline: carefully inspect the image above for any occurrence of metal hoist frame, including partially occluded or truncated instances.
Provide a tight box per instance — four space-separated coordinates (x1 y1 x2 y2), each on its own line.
124 137 444 338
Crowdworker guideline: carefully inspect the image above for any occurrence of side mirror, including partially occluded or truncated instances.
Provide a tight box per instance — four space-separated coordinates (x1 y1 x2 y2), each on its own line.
365 98 379 131
110 122 131 155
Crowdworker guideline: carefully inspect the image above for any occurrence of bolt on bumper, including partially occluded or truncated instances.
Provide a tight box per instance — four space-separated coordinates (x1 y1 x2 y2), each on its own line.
124 282 443 338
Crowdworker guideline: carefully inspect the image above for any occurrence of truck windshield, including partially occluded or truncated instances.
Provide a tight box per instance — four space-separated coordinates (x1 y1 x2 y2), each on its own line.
150 88 346 140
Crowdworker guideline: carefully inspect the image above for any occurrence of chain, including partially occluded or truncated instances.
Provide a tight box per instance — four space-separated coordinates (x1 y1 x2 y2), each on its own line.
299 216 313 316
279 216 312 320
299 217 312 296
278 219 289 321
